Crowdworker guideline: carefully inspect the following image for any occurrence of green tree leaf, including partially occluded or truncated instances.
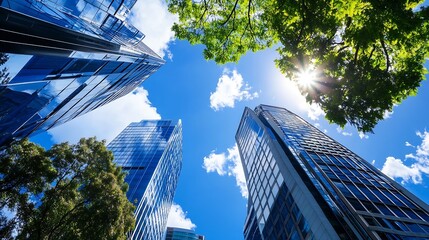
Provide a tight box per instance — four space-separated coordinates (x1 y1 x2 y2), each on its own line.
167 0 429 132
0 138 135 239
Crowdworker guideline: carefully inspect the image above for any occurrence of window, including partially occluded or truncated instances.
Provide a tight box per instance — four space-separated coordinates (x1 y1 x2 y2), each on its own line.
363 216 379 227
406 223 425 233
359 187 379 203
390 206 407 218
377 204 394 216
348 198 365 211
346 183 365 200
334 181 353 198
362 201 380 214
403 208 419 220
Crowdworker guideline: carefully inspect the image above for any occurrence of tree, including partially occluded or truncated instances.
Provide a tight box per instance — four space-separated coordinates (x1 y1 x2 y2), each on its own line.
168 0 429 132
0 53 10 84
0 138 135 240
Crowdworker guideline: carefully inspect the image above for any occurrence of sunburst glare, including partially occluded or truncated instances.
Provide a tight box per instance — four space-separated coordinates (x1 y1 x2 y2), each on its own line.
296 68 316 88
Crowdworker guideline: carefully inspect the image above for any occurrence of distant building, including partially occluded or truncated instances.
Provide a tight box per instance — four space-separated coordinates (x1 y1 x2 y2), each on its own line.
0 0 164 145
236 104 429 239
165 227 205 240
108 120 182 240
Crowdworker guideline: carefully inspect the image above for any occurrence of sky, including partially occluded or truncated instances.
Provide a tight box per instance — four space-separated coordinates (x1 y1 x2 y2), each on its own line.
28 0 429 239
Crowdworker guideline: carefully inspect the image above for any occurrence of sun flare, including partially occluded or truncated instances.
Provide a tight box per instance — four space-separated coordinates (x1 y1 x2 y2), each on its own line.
296 68 316 88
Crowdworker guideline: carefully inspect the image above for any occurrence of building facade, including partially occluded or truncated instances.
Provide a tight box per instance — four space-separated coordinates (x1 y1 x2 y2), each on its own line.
108 120 182 240
0 0 164 146
236 105 429 240
165 227 205 240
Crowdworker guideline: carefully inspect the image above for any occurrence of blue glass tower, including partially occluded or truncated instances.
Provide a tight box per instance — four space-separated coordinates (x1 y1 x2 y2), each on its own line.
108 120 182 240
0 0 164 146
236 105 429 240
165 227 205 240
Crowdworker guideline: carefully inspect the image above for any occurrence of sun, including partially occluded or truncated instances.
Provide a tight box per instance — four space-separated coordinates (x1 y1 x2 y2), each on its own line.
296 68 316 88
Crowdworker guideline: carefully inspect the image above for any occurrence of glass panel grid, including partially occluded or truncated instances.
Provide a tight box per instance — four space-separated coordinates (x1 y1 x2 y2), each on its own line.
252 105 429 239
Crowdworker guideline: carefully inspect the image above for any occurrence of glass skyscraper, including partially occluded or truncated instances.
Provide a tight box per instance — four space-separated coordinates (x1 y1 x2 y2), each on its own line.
0 0 164 146
108 120 182 240
236 105 429 240
165 227 205 240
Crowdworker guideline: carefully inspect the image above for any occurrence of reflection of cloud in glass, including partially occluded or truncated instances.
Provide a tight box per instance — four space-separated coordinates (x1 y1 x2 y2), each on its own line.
127 121 173 167
46 79 80 103
80 3 98 21
76 0 85 12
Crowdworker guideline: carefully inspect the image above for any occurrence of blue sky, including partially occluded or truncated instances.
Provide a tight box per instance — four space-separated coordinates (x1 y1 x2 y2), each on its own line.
28 1 429 239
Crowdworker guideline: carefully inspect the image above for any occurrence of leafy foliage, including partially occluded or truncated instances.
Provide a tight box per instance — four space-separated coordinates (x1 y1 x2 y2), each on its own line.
168 0 429 132
0 138 135 240
168 0 278 63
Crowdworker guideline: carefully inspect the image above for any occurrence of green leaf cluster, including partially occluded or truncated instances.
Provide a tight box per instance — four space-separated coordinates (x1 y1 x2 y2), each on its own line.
168 0 429 132
168 0 278 63
0 138 135 240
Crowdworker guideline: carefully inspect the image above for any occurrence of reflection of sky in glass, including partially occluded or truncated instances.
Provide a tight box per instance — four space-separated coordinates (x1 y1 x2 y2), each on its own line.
107 120 182 240
1 54 32 80
239 105 429 239
109 120 174 168
0 0 163 145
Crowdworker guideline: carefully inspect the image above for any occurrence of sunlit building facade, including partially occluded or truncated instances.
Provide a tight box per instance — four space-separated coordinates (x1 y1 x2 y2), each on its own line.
108 120 182 240
165 227 205 240
236 105 429 240
0 0 164 146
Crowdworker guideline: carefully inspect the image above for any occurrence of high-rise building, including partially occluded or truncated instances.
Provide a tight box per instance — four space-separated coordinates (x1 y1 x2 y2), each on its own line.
107 120 182 240
236 105 429 240
0 0 164 146
165 227 205 240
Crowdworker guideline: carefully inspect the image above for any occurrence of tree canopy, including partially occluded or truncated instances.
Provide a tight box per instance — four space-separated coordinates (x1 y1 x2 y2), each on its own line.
168 0 429 132
0 138 135 240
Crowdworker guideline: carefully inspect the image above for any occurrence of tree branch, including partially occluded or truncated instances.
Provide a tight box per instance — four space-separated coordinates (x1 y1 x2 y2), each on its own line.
365 45 376 67
37 171 82 238
380 37 390 72
47 200 86 240
221 0 239 25
337 45 349 53
197 0 209 28
247 0 254 35
354 44 360 65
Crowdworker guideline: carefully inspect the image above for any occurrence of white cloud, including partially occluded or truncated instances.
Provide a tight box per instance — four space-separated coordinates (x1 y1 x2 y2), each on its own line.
307 103 324 121
203 144 248 198
209 69 258 111
203 151 227 175
381 130 429 184
167 203 196 230
48 87 161 144
383 104 397 119
129 0 178 58
405 141 415 148
371 160 376 165
415 130 429 158
383 109 394 119
336 127 353 137
358 132 369 139
381 157 422 184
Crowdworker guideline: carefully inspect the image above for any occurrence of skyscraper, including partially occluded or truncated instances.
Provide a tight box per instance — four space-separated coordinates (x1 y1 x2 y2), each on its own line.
107 120 182 240
236 105 429 240
165 227 205 240
0 0 164 146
